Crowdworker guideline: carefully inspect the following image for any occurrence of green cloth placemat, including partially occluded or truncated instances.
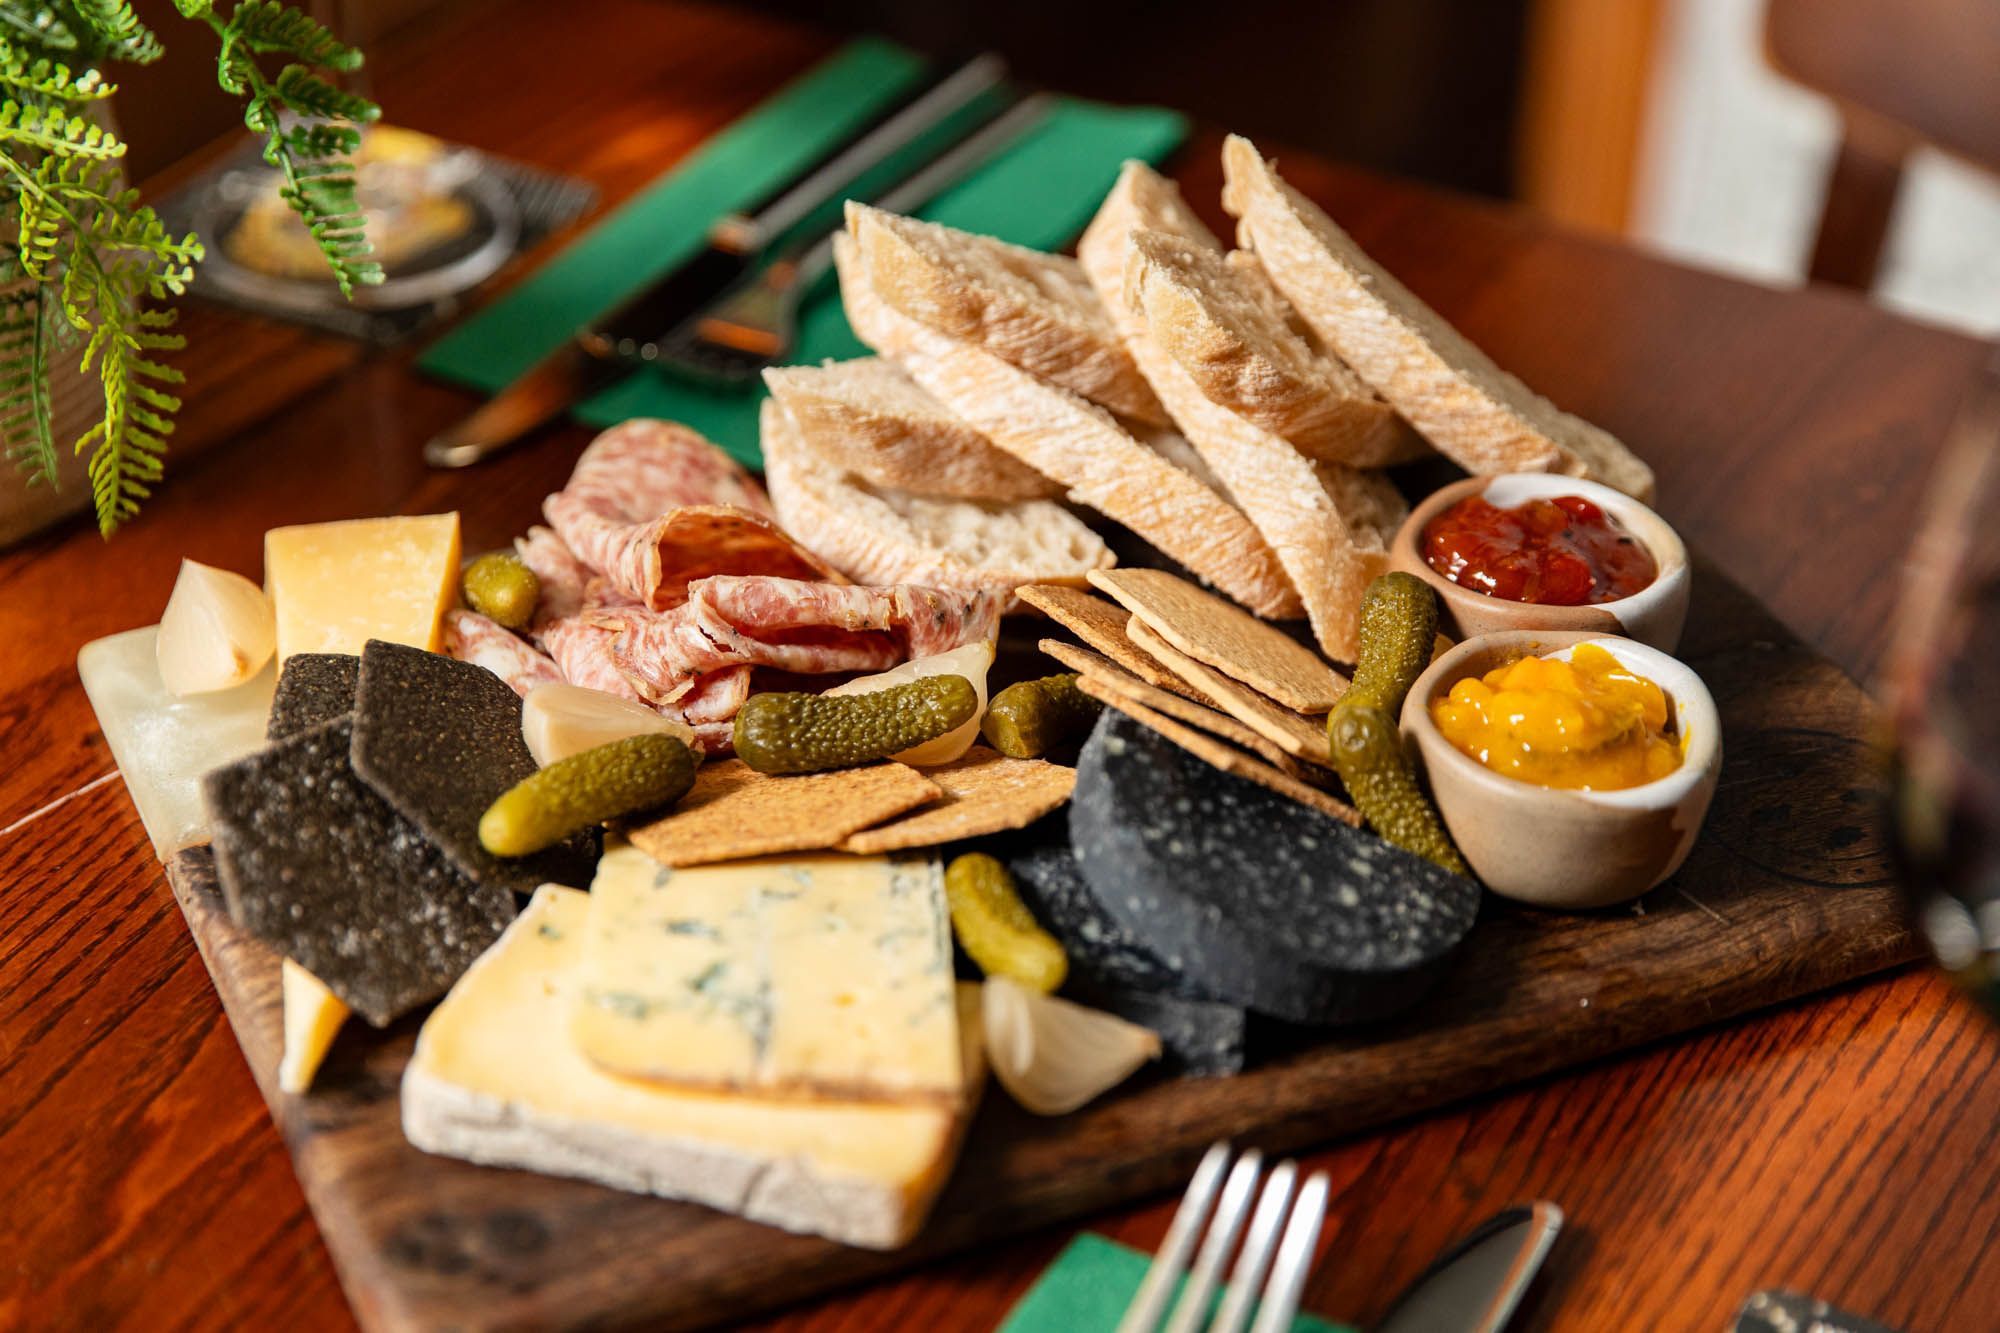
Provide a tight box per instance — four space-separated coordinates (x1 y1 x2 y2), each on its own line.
999 1233 1353 1333
417 39 1187 467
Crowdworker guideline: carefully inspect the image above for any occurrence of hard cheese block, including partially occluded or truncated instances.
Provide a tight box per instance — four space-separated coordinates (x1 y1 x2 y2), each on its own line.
77 625 276 859
572 845 962 1102
264 514 460 662
404 885 980 1249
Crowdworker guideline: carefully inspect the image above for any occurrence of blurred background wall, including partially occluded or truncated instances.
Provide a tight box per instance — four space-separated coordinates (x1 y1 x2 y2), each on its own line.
115 0 2000 337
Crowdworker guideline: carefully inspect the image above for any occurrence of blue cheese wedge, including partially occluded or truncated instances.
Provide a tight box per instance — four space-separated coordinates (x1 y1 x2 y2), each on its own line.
571 846 962 1102
402 885 980 1249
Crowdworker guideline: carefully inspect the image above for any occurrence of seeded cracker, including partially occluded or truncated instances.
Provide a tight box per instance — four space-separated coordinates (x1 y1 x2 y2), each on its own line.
838 748 1075 854
1075 677 1357 825
1125 618 1334 766
1088 568 1349 712
267 652 360 739
1042 640 1323 781
1070 710 1480 1025
628 759 942 867
1015 583 1219 708
351 640 597 894
204 716 517 1026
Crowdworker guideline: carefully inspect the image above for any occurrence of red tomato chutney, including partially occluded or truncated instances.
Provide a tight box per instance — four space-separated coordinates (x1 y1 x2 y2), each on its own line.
1422 493 1657 605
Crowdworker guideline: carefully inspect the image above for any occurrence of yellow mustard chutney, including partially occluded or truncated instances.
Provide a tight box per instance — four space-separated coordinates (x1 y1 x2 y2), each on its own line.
1429 643 1683 791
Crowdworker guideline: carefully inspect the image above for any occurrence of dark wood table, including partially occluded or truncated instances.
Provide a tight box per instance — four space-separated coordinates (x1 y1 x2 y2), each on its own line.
4 2 1997 1329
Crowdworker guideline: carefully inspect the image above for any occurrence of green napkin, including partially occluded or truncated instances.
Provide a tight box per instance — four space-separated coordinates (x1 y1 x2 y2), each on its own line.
417 39 1187 467
999 1233 1353 1333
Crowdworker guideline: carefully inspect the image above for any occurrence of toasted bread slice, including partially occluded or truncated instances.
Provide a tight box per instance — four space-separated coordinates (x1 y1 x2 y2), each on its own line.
1221 135 1654 499
1078 160 1418 467
845 202 1168 426
836 233 1300 619
761 359 1058 503
759 398 1112 596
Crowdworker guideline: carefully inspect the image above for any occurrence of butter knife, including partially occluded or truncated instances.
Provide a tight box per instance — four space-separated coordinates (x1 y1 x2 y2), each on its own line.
423 51 1007 468
1372 1201 1563 1333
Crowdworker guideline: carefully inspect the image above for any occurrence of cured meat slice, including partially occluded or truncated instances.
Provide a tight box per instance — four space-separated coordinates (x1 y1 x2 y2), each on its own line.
515 525 595 626
542 420 841 611
676 666 753 725
538 615 648 703
443 609 565 698
598 576 1003 698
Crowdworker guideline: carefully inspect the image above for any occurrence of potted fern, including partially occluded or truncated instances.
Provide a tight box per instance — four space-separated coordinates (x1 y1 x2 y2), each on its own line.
0 0 379 541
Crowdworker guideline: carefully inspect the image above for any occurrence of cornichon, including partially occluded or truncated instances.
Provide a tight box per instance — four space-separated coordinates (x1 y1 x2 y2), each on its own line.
945 852 1068 993
480 732 695 857
1326 573 1468 875
462 552 540 631
981 673 1102 759
733 675 978 774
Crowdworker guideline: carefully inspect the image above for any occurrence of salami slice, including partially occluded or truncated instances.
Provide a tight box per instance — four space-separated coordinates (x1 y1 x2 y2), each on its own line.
515 525 595 627
597 576 1002 699
442 609 566 698
538 615 649 703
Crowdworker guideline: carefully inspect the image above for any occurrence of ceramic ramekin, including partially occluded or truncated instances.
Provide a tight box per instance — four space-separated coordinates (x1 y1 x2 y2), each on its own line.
1388 474 1689 652
1400 630 1721 909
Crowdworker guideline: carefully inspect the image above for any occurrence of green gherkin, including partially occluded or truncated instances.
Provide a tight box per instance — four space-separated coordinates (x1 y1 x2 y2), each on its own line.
981 673 1102 759
480 733 695 857
733 675 978 774
1326 573 1468 875
945 853 1067 993
462 552 540 630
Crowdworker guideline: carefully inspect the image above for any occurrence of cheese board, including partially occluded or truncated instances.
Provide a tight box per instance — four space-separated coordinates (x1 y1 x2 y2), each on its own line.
81 137 1918 1331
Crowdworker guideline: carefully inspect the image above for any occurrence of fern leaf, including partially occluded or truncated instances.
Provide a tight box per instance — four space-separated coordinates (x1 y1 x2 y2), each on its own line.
225 0 360 71
0 287 56 488
268 63 376 122
0 99 124 157
70 0 161 64
0 7 80 52
283 120 358 160
0 44 115 100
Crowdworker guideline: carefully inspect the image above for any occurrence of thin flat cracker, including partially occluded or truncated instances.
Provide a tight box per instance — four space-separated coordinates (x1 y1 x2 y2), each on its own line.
1125 619 1334 768
1054 645 1322 783
627 760 941 867
1017 583 1218 707
1088 568 1348 712
838 748 1075 854
1077 680 1359 826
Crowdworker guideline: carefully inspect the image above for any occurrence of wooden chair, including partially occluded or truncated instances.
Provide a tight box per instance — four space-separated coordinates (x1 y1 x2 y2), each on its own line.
1766 0 2000 290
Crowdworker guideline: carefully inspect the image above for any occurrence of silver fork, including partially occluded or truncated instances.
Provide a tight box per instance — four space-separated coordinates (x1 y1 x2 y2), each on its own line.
1119 1142 1333 1333
652 93 1055 387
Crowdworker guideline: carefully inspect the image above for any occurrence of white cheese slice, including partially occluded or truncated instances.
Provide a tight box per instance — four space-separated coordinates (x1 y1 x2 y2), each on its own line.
570 846 962 1102
402 885 980 1249
278 959 349 1094
77 625 276 859
264 513 460 662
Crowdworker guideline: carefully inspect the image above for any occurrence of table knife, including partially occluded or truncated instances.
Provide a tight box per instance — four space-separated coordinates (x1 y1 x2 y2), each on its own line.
423 51 1008 468
1371 1201 1563 1333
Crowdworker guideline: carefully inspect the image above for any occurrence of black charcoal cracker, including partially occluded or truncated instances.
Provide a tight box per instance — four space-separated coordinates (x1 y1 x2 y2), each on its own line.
203 716 517 1027
1070 710 1480 1025
1009 842 1218 1001
350 640 596 894
267 653 361 740
1070 983 1249 1076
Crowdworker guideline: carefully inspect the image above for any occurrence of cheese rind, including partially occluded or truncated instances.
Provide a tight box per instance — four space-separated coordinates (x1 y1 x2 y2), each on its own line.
278 959 349 1094
571 846 962 1102
264 513 461 662
402 886 979 1248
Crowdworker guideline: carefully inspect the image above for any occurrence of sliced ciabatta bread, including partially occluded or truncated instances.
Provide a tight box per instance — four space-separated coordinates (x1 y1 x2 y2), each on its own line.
835 233 1301 619
1221 134 1654 499
844 202 1168 427
762 359 1057 503
1078 161 1419 468
759 398 1111 595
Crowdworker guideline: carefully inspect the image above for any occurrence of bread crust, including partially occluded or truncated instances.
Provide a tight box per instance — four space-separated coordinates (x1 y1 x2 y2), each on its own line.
762 359 1058 502
836 233 1302 619
1221 135 1655 500
847 202 1169 426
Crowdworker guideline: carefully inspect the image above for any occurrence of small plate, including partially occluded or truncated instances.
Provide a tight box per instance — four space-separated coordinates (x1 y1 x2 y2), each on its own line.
1389 474 1689 652
1401 630 1721 908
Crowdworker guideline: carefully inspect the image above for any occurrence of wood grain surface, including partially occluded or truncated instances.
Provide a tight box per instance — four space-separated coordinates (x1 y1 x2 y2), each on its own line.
3 1 1998 1330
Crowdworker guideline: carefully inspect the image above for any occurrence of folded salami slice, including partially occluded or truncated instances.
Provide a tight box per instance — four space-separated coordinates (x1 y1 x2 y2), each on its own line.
514 524 595 627
1071 710 1480 1026
443 609 565 698
597 575 1003 700
544 420 841 610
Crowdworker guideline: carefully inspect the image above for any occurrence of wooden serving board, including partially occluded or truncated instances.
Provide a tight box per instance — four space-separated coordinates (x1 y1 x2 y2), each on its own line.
159 560 1917 1332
